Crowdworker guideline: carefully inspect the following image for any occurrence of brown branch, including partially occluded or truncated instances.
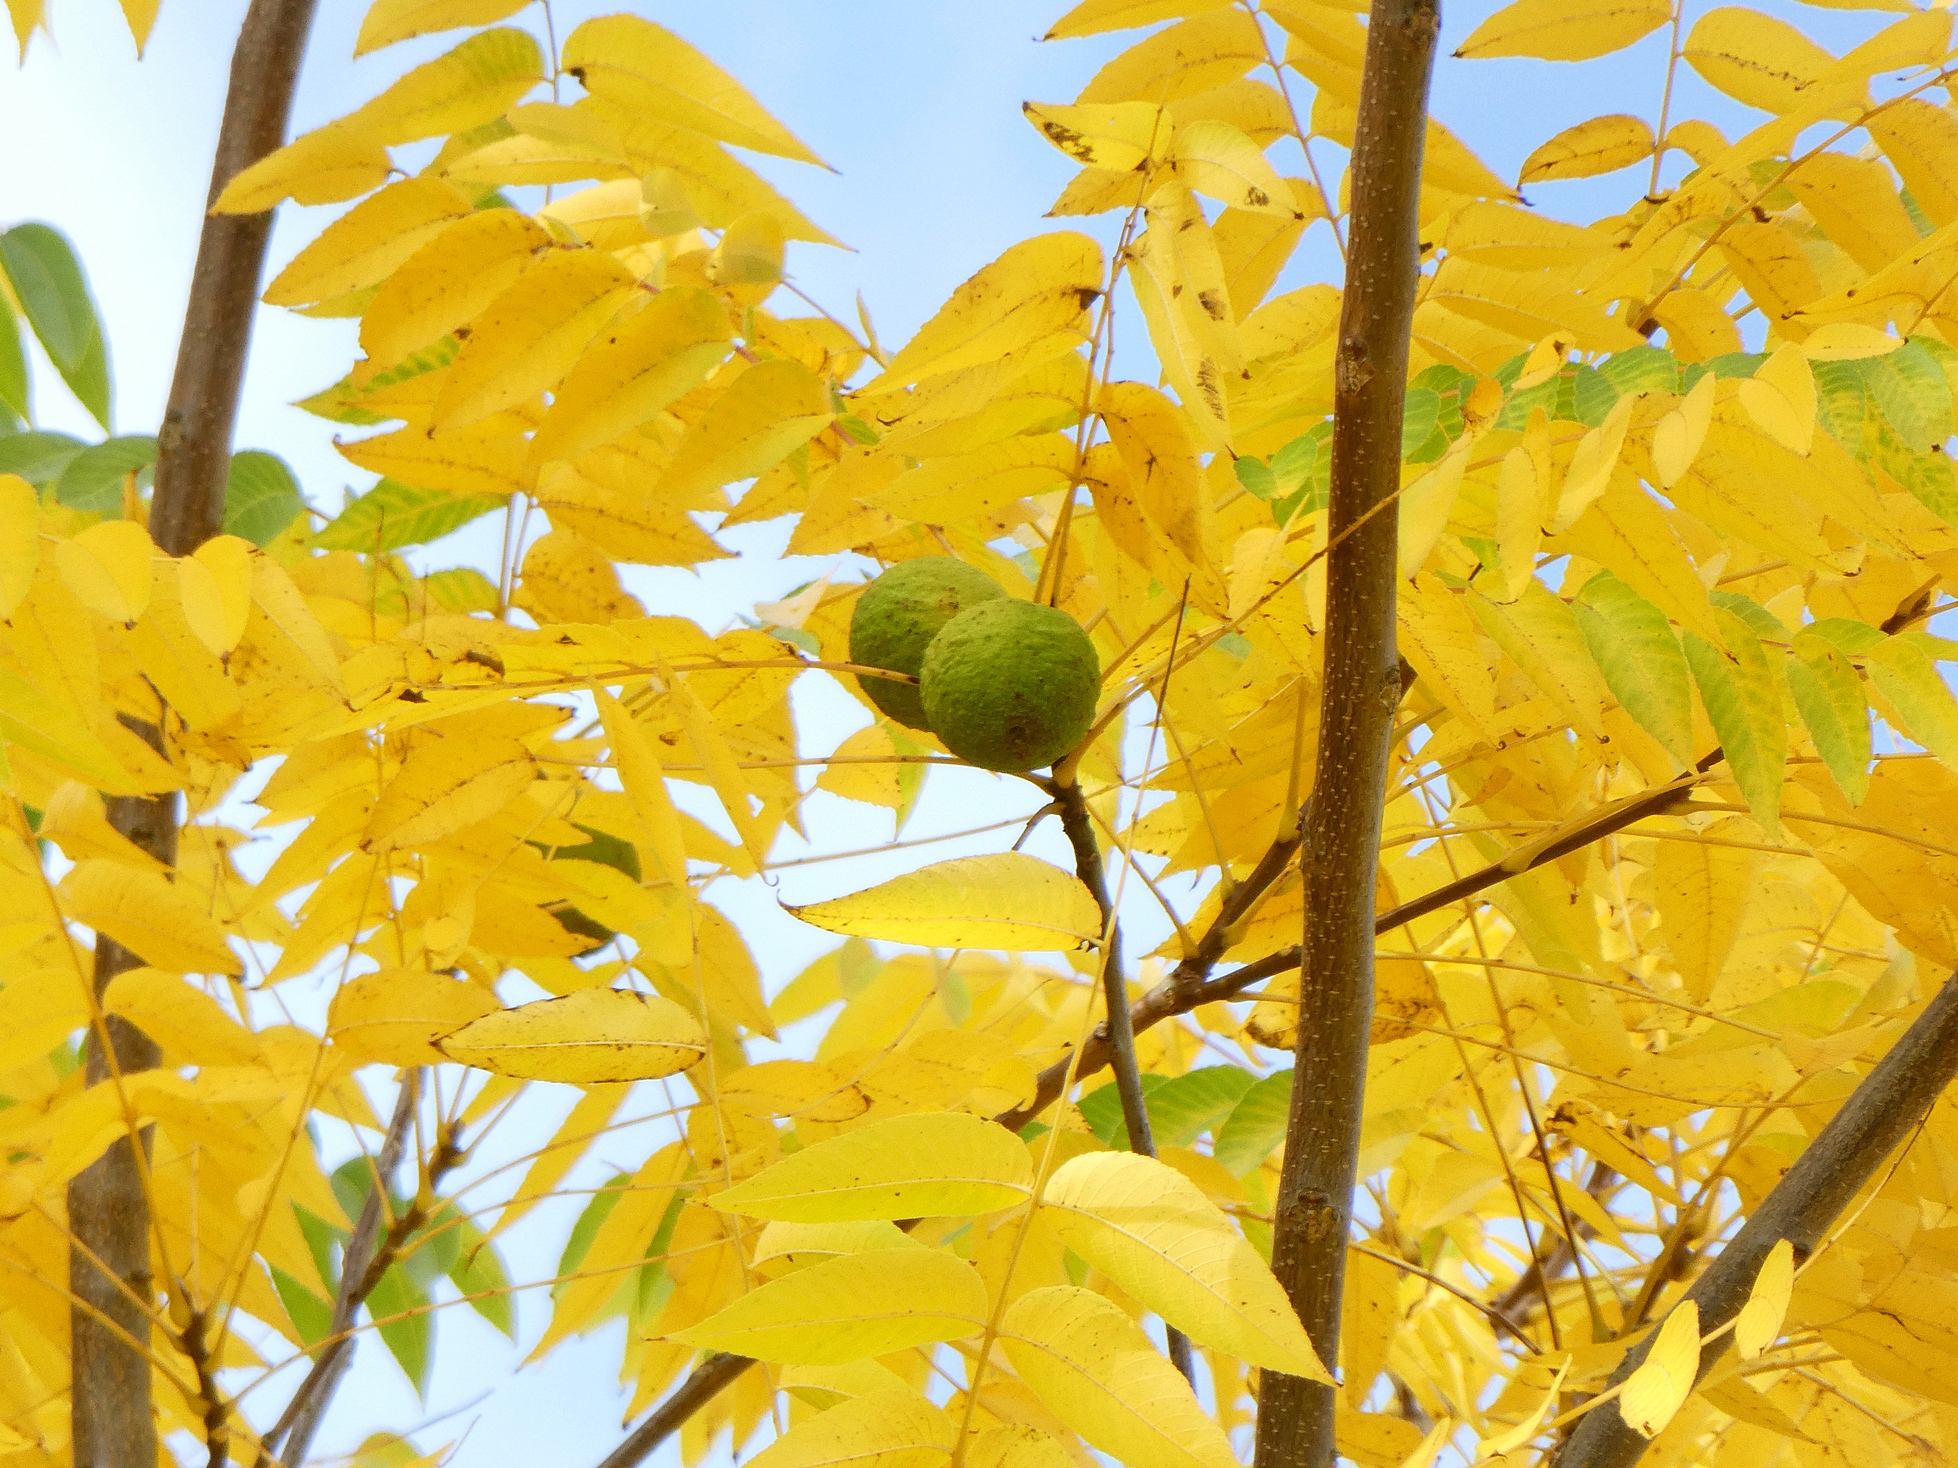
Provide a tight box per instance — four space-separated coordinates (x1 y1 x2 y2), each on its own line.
594 1353 754 1468
258 1075 426 1467
149 0 320 557
1555 971 1958 1468
1254 4 1438 1464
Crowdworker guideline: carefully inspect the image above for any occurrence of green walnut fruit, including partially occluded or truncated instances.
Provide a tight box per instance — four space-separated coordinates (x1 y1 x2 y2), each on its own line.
849 557 1005 729
921 599 1100 773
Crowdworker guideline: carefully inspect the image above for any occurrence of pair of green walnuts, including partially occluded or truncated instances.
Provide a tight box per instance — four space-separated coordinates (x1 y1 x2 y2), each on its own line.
848 558 1100 774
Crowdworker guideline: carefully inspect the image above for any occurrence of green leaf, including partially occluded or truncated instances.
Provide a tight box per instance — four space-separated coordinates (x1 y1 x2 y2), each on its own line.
365 1263 433 1397
1569 363 1619 427
224 450 305 546
269 1265 336 1351
312 477 504 552
1141 1066 1257 1148
295 375 395 426
0 224 111 429
0 308 28 424
1684 608 1787 835
449 1216 515 1337
0 429 87 486
55 435 156 513
1213 1068 1293 1176
1400 388 1440 458
1865 633 1958 769
1234 455 1277 500
555 1172 630 1299
418 566 499 612
1786 630 1870 804
1572 572 1694 765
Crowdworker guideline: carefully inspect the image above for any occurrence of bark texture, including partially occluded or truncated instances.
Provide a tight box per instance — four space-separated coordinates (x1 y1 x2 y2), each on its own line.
1253 5 1439 1465
68 4 318 1464
1556 972 1958 1468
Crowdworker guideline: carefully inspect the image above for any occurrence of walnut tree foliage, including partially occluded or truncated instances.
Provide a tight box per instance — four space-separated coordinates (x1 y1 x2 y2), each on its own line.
4 0 1958 1466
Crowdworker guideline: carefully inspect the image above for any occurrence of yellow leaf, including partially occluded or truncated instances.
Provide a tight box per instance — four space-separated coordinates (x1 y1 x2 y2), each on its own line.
515 527 643 622
1175 119 1299 215
1127 183 1237 446
0 665 139 794
1398 435 1469 578
60 858 242 975
1619 1300 1700 1438
1397 573 1495 741
868 434 1076 525
250 557 346 694
563 14 826 166
753 1219 923 1270
436 986 706 1082
363 735 537 851
355 0 530 56
1748 342 1816 454
712 1111 1034 1221
675 679 774 864
187 535 254 656
55 519 151 623
1042 1150 1332 1380
1077 9 1265 105
1553 392 1633 533
360 208 551 372
1684 9 1847 117
669 1248 986 1363
528 288 732 466
1044 0 1231 41
214 124 392 213
1476 1360 1568 1457
1100 379 1211 571
1519 115 1654 184
431 248 636 433
536 462 729 565
1456 0 1670 62
0 474 36 620
264 178 473 308
786 852 1101 952
660 358 832 506
347 28 544 145
327 968 499 1066
816 724 906 810
1651 371 1714 488
338 421 532 499
1022 101 1171 172
1396 1419 1455 1468
709 211 785 302
1733 1239 1794 1360
998 1286 1237 1468
872 233 1102 391
103 967 259 1065
592 690 689 885
744 1391 955 1468
1493 445 1540 603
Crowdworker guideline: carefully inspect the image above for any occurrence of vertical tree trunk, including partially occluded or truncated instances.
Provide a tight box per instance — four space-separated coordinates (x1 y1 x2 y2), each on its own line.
67 4 317 1464
1253 6 1438 1467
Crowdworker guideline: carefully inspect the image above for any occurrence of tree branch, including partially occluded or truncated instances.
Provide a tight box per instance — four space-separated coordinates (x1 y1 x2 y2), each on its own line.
1254 4 1438 1463
1555 972 1958 1468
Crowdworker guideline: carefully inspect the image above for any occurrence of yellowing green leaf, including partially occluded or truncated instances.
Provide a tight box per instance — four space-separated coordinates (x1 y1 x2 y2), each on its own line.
1042 1150 1331 1380
436 986 706 1082
669 1248 985 1363
1865 633 1958 770
328 968 500 1067
1786 628 1869 803
355 0 530 56
744 1391 955 1468
214 124 392 213
347 28 544 146
431 248 636 433
363 735 537 851
1685 608 1786 836
660 358 832 506
1456 0 1670 62
1733 1240 1794 1360
1619 1300 1700 1438
528 288 732 466
264 179 473 308
563 15 825 166
55 519 152 623
998 1286 1237 1468
1573 572 1694 765
872 233 1102 391
0 665 139 794
1519 115 1654 184
712 1111 1034 1221
786 852 1101 952
60 858 242 975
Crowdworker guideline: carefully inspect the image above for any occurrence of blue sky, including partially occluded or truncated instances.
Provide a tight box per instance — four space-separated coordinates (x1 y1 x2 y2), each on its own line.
0 0 1914 1462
